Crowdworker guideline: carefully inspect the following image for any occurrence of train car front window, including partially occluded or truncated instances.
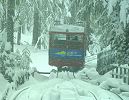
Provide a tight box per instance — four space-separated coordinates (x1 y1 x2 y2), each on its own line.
50 34 66 46
50 34 66 40
67 35 82 42
56 34 66 40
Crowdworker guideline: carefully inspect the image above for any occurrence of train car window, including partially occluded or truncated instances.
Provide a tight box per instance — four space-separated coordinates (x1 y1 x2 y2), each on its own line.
50 34 66 46
56 34 66 40
67 35 82 42
50 34 66 40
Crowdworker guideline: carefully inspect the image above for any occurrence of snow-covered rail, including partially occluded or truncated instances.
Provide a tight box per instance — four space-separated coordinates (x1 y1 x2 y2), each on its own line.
71 79 125 100
89 91 98 100
10 87 30 100
8 79 127 100
110 91 124 100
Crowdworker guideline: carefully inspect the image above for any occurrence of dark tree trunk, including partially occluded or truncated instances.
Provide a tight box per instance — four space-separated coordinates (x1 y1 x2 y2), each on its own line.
17 26 21 45
6 0 15 52
1 17 6 32
22 23 25 34
32 6 41 49
1 0 7 31
84 21 90 51
69 1 77 25
84 2 91 51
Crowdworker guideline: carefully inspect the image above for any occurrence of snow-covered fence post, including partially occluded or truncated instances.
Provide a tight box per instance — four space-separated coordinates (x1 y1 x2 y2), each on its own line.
120 67 122 78
111 65 129 85
97 49 129 84
123 68 126 83
116 67 118 78
112 69 114 78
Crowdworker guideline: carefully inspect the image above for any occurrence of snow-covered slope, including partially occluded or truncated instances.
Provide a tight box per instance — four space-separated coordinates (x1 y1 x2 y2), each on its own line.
0 74 9 99
14 45 56 75
0 74 9 92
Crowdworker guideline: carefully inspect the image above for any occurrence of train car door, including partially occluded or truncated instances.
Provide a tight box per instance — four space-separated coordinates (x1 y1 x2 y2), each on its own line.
49 33 67 67
66 34 85 67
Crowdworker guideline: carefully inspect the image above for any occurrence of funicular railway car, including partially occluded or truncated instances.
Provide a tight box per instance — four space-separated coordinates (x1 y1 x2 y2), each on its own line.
49 24 86 72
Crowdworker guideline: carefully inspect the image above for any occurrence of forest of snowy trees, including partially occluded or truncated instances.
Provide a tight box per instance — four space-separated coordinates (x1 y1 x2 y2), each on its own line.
0 0 129 78
0 0 129 71
0 0 128 55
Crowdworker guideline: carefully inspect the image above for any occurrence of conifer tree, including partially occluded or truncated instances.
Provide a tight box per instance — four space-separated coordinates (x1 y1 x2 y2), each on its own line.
6 0 15 52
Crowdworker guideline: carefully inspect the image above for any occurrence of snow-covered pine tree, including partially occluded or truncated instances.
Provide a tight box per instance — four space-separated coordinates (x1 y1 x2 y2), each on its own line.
0 45 31 89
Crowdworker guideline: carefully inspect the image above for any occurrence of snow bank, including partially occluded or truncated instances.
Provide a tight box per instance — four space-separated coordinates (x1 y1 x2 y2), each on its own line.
76 66 129 98
99 78 123 90
76 67 100 84
99 77 129 97
110 88 121 94
33 72 49 81
120 85 129 92
121 92 129 97
97 72 112 83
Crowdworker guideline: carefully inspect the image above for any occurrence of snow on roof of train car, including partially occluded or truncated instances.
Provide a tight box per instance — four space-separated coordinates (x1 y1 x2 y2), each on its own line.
49 24 84 33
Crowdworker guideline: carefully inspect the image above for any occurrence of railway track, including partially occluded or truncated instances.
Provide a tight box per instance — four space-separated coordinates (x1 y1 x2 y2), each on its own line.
109 91 124 100
10 87 30 100
89 91 123 100
89 91 98 100
68 80 99 100
9 79 125 100
71 79 124 100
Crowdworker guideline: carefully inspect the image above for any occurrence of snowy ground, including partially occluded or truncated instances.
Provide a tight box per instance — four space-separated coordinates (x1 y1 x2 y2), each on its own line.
0 74 9 99
14 44 56 74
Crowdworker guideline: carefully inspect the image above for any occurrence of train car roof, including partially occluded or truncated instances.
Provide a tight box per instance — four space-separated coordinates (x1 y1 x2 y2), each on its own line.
49 24 84 33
